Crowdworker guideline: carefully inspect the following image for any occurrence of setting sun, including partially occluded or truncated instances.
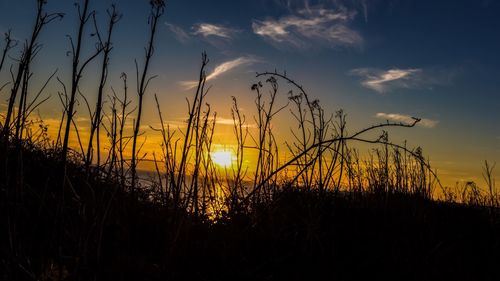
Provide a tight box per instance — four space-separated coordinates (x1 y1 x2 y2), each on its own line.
211 149 235 168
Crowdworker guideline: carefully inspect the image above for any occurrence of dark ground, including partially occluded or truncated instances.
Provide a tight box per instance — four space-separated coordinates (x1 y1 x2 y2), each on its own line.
1 141 499 281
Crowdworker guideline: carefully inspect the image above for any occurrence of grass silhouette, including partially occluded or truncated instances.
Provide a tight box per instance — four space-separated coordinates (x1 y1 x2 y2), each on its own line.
1 1 499 280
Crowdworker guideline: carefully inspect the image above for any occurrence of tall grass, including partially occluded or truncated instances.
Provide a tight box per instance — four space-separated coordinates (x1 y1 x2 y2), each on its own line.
0 1 498 280
1 0 495 218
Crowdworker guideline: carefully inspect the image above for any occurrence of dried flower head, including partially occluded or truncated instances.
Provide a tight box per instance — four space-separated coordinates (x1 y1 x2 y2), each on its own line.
311 99 320 109
288 91 303 103
150 0 166 8
335 109 344 118
251 82 263 91
266 76 277 84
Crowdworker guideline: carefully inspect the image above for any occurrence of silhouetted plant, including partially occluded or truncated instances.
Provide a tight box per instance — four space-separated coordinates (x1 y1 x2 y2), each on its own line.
130 0 165 190
228 96 249 214
61 0 103 166
250 76 288 203
483 160 498 207
243 71 441 204
0 30 17 85
85 4 121 171
2 0 63 141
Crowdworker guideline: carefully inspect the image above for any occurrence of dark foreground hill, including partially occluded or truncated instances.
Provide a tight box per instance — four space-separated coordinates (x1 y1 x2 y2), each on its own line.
1 140 499 281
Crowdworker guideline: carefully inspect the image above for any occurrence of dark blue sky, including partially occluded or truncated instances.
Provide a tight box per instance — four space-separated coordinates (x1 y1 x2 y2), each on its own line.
1 0 499 185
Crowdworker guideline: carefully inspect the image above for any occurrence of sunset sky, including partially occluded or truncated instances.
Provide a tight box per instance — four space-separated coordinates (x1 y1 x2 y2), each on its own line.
1 0 499 186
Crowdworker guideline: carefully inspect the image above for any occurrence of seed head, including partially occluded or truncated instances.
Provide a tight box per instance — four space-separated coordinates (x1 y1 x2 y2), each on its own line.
150 0 166 8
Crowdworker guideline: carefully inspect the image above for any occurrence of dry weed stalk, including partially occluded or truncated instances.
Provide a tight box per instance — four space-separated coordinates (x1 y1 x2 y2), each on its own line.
85 5 121 171
130 0 165 189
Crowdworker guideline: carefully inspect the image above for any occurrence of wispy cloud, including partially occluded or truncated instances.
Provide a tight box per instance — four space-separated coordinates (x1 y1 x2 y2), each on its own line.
213 117 257 128
180 57 258 90
215 117 237 126
162 117 257 128
193 23 238 39
274 0 370 22
350 68 426 93
165 22 191 43
191 23 241 48
252 7 362 51
351 66 460 93
165 22 239 47
375 113 439 128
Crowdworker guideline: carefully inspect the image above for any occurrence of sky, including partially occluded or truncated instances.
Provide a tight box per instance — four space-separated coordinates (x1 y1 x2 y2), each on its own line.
0 0 499 187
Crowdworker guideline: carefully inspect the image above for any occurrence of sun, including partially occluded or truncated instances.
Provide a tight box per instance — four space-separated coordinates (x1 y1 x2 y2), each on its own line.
211 149 235 168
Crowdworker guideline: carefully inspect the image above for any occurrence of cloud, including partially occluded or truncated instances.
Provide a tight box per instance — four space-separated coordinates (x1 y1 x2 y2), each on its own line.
192 23 238 39
165 22 191 43
351 66 461 93
215 117 257 128
375 113 439 128
215 117 237 126
180 57 258 90
360 0 368 22
165 22 240 47
191 23 241 48
350 68 425 93
252 7 362 51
